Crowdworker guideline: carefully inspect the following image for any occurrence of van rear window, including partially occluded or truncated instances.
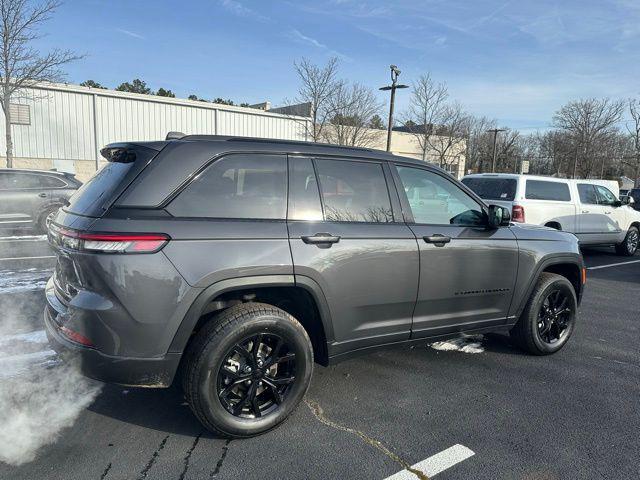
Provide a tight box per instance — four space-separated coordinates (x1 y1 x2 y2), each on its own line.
461 177 517 201
525 180 571 201
65 145 159 217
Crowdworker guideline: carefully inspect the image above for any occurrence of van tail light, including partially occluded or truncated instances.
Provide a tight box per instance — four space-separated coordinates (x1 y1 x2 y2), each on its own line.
511 205 525 223
49 224 169 253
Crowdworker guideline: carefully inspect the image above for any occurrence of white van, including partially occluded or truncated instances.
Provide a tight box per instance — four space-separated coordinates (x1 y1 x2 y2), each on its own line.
461 173 639 256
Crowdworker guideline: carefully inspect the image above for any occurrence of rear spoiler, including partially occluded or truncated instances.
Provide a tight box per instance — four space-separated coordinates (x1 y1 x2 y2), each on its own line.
100 142 166 162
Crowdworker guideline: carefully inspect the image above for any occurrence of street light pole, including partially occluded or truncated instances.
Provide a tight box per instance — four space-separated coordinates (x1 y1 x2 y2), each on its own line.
380 65 408 152
487 128 506 172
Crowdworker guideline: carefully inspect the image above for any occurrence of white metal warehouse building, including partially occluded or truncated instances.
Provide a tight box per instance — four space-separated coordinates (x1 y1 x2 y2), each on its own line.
0 83 311 180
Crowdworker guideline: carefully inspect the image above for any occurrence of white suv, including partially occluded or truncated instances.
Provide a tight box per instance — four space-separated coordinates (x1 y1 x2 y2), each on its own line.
462 174 639 256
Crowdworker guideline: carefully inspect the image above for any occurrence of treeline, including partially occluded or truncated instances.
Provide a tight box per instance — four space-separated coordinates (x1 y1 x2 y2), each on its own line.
79 79 249 107
292 58 640 182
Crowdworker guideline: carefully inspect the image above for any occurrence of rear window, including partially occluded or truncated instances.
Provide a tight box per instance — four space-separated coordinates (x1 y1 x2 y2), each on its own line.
525 180 571 201
65 145 159 217
461 177 517 201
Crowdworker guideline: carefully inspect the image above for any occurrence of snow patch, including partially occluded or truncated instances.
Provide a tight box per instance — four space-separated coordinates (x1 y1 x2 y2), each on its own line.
429 335 485 354
0 268 53 293
0 235 47 242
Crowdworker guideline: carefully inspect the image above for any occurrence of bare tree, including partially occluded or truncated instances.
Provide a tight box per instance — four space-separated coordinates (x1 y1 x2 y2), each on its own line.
292 57 341 142
552 98 624 178
322 82 382 147
426 102 470 171
626 99 640 186
404 74 448 160
0 0 81 167
465 115 496 173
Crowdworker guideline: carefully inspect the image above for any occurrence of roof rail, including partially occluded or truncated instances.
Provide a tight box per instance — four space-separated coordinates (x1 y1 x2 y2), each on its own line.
166 131 186 140
179 134 377 152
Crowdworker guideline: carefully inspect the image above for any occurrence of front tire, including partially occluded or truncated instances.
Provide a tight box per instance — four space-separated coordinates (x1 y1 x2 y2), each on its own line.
183 303 313 438
510 273 577 355
615 226 639 256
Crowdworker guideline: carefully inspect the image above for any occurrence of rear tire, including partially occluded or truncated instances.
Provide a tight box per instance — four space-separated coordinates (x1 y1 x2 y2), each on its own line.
510 273 577 355
36 205 60 234
183 302 313 438
615 226 639 256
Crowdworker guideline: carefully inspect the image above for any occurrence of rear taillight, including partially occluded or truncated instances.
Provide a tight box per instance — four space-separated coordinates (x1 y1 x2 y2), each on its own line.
60 326 94 347
49 224 169 254
511 205 525 223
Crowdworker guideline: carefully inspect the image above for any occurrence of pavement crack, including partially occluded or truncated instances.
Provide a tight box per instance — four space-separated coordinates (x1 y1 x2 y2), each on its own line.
99 462 112 480
210 439 232 477
305 398 429 480
178 432 203 480
137 435 170 480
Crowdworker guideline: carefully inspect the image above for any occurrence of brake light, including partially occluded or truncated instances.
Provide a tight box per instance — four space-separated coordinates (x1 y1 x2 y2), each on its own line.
511 205 525 223
60 326 94 347
49 224 169 253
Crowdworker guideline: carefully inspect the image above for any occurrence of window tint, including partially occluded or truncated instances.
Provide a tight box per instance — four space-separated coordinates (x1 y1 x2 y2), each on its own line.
39 175 67 188
595 185 617 205
577 184 598 204
397 166 485 226
169 154 287 219
315 159 393 223
288 158 322 221
461 177 517 201
525 180 571 201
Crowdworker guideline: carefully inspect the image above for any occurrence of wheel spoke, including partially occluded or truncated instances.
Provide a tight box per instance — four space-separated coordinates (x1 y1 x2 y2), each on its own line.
248 383 261 418
232 389 251 415
266 375 295 385
262 379 283 404
233 345 253 363
251 334 263 363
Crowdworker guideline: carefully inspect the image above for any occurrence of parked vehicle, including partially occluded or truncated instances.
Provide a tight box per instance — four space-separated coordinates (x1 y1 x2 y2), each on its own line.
462 173 640 256
628 188 640 211
45 137 585 438
0 168 81 233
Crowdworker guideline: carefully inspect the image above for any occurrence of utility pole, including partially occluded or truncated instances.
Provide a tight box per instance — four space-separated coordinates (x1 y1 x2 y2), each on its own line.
487 128 505 172
380 65 408 152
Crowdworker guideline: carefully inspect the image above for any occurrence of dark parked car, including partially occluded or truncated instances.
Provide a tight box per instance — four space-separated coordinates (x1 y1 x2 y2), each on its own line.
44 136 585 438
628 188 640 210
0 168 81 233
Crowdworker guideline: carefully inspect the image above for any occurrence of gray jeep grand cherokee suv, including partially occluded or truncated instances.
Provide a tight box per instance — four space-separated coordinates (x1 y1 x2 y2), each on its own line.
45 136 585 437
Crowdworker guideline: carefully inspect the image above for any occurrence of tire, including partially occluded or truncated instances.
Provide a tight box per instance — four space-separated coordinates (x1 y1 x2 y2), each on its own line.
615 226 639 256
35 205 60 234
183 302 313 438
510 273 577 355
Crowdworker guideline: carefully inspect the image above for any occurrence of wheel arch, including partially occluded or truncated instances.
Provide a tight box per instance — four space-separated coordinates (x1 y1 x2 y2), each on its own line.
513 255 584 319
169 275 333 367
544 221 562 230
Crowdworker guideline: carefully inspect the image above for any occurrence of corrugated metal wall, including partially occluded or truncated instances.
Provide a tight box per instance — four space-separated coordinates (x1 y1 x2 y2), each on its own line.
0 84 310 162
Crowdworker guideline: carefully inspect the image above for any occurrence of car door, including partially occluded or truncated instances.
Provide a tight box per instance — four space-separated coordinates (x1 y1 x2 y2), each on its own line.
287 156 419 357
391 163 519 337
594 185 626 242
576 183 618 244
0 172 48 228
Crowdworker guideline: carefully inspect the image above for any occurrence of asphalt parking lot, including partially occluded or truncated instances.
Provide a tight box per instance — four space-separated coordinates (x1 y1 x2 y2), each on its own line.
0 234 638 479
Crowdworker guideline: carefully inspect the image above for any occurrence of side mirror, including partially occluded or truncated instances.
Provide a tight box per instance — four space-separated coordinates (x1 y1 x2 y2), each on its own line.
621 195 635 206
487 205 510 228
613 200 623 207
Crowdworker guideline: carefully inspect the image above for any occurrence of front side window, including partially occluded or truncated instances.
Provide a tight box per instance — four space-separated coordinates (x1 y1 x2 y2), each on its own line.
396 166 485 226
577 184 598 205
314 159 393 223
595 185 617 206
168 154 287 219
525 180 571 201
0 173 41 189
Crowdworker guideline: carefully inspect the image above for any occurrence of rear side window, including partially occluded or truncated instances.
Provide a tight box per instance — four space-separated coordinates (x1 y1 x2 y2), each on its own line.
288 157 323 221
577 184 598 204
66 145 159 217
0 173 42 189
461 177 517 201
525 180 571 201
314 159 393 223
168 154 287 219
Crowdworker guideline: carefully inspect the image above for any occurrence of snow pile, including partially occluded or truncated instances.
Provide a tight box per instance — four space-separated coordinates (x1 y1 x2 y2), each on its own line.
0 268 53 294
429 335 485 354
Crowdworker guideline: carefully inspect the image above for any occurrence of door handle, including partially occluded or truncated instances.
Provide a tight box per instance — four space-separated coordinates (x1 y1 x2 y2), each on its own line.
581 210 589 214
301 233 341 245
423 234 451 245
604 211 611 214
38 192 47 198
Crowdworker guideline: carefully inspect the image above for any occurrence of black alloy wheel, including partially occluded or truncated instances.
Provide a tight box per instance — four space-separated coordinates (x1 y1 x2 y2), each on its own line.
536 289 572 344
217 333 296 419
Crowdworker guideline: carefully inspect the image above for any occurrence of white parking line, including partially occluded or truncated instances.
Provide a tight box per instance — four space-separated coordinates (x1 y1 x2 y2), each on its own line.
383 444 475 480
0 235 47 242
0 255 56 261
587 259 640 270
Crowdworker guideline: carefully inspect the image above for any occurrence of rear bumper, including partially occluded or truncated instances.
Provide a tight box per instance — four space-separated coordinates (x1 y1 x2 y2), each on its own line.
44 279 181 387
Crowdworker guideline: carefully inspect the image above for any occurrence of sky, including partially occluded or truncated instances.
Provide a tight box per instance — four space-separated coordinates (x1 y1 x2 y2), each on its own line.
35 0 640 131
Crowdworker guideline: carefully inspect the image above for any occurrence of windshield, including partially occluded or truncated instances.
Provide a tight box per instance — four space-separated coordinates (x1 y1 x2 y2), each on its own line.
462 177 517 201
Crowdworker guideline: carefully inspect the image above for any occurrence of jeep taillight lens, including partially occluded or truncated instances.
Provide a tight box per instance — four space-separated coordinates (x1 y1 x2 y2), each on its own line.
49 224 169 253
511 205 525 223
